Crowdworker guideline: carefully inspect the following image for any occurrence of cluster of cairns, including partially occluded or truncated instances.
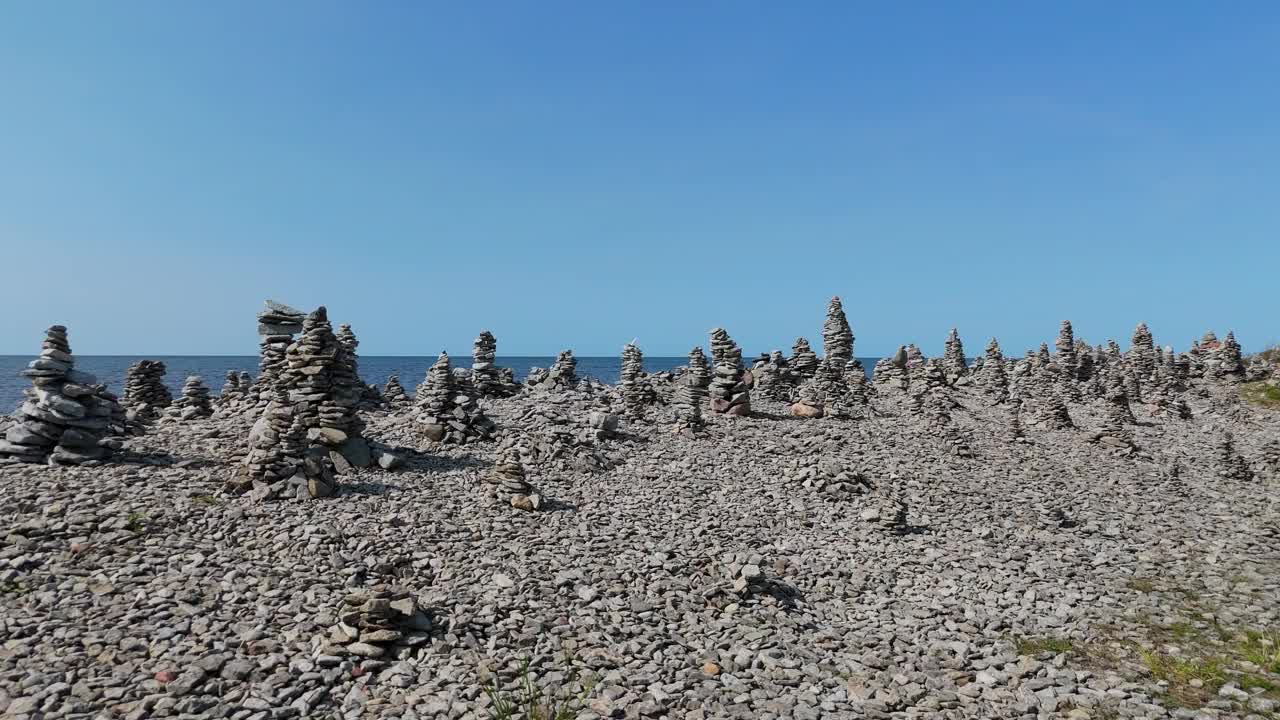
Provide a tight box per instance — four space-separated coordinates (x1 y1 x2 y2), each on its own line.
708 328 751 416
121 359 173 424
252 300 305 406
326 586 433 660
415 352 496 444
217 370 254 408
0 326 125 465
525 350 579 390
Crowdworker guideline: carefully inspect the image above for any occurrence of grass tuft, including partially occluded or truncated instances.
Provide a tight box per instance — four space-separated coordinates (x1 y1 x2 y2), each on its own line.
484 658 595 720
125 512 147 533
1015 636 1077 656
1240 381 1280 409
1127 577 1157 593
191 494 218 506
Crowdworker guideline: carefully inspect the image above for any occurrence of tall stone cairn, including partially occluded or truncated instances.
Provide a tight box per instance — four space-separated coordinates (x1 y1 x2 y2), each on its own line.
1074 339 1095 382
753 351 789 402
821 296 854 366
0 326 119 465
845 360 870 406
254 300 305 405
1055 321 1077 380
672 375 706 432
471 330 503 397
1216 432 1253 481
942 328 967 383
549 350 578 388
687 346 711 389
415 352 496 443
905 344 926 370
1218 331 1244 381
708 328 750 416
169 376 214 419
980 338 1009 403
237 388 299 487
619 342 655 417
790 338 818 378
330 323 366 425
122 360 173 416
1128 322 1156 383
383 375 408 405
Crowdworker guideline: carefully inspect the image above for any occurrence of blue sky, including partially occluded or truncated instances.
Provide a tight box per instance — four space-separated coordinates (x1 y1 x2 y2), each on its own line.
1 2 1277 358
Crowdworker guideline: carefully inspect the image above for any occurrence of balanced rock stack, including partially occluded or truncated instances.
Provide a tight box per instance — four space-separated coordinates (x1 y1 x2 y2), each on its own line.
708 328 751 416
329 586 433 660
872 347 909 392
905 344 926 370
979 338 1010 403
1128 322 1156 384
484 437 541 510
0 326 118 465
671 375 706 432
942 328 967 384
1055 321 1078 380
415 352 496 444
168 376 214 420
1028 376 1074 431
234 388 304 492
1092 387 1136 451
1008 404 1028 444
1074 339 1095 382
789 338 818 378
790 381 824 418
253 300 305 405
383 375 408 405
619 342 655 417
1216 432 1253 481
122 360 173 419
548 350 578 388
469 330 517 398
686 346 711 390
863 478 908 533
821 296 854 364
1217 331 1244 381
218 371 245 406
752 352 788 402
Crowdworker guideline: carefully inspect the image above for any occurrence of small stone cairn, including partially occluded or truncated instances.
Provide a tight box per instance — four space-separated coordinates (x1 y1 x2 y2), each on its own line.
484 436 541 510
708 328 751 416
253 300 305 406
234 388 304 491
872 347 909 392
752 351 790 402
0 326 123 465
979 338 1009 403
218 371 246 406
164 376 214 420
329 586 433 660
789 338 818 377
790 381 824 418
549 350 578 387
1216 432 1253 481
383 375 408 406
863 477 908 533
415 352 496 443
1218 331 1245 382
122 360 173 419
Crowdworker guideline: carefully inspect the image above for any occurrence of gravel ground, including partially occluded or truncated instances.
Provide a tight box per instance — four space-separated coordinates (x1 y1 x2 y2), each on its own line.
2 379 1278 720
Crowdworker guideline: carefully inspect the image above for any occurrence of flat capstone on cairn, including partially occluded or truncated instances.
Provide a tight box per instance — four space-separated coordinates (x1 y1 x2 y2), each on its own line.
415 352 496 444
708 328 751 416
0 326 124 466
619 342 656 418
789 338 818 378
252 300 305 407
941 327 967 384
166 376 214 421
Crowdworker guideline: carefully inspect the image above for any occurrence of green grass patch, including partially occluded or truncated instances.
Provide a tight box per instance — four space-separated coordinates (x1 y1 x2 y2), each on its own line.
1141 650 1227 707
1127 577 1157 593
1240 381 1280 409
1239 630 1280 674
125 512 147 533
0 580 30 595
1014 636 1077 656
191 494 217 506
484 658 595 720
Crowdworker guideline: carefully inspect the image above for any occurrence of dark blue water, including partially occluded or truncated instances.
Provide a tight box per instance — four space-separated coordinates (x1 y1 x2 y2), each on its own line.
0 355 883 413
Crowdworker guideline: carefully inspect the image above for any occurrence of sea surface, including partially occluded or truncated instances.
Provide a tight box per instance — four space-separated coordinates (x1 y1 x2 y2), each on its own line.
1 355 883 412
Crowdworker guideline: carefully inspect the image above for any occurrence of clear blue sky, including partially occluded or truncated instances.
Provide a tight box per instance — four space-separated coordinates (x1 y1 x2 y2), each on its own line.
1 2 1277 358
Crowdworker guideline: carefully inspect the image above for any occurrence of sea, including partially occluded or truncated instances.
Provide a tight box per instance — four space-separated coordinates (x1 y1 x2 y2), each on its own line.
0 356 883 413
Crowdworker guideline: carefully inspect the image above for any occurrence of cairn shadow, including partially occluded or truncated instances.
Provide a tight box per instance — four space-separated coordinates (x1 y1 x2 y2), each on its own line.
341 480 404 496
386 446 491 473
535 497 578 513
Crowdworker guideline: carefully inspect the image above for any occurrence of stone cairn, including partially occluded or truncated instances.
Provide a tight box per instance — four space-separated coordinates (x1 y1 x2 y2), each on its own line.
619 342 656 417
789 338 818 378
383 375 408 406
121 360 173 422
686 346 711 390
218 371 246 406
822 296 854 363
790 381 824 418
235 388 304 492
0 326 122 465
1092 385 1136 451
328 586 433 660
814 298 854 408
1052 320 1075 374
865 477 908 534
253 300 305 406
1026 373 1073 431
942 328 967 384
483 436 541 510
1128 322 1156 385
1008 404 1028 444
168 376 214 420
471 331 509 397
549 350 578 387
275 306 367 497
872 347 909 392
1218 331 1244 381
1216 432 1253 481
1260 440 1280 479
751 351 783 401
708 328 751 416
415 352 496 444
979 338 1009 403
845 360 870 406
672 375 706 432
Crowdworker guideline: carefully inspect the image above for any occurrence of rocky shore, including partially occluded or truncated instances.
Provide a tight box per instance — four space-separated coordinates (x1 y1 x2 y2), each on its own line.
1 302 1279 720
